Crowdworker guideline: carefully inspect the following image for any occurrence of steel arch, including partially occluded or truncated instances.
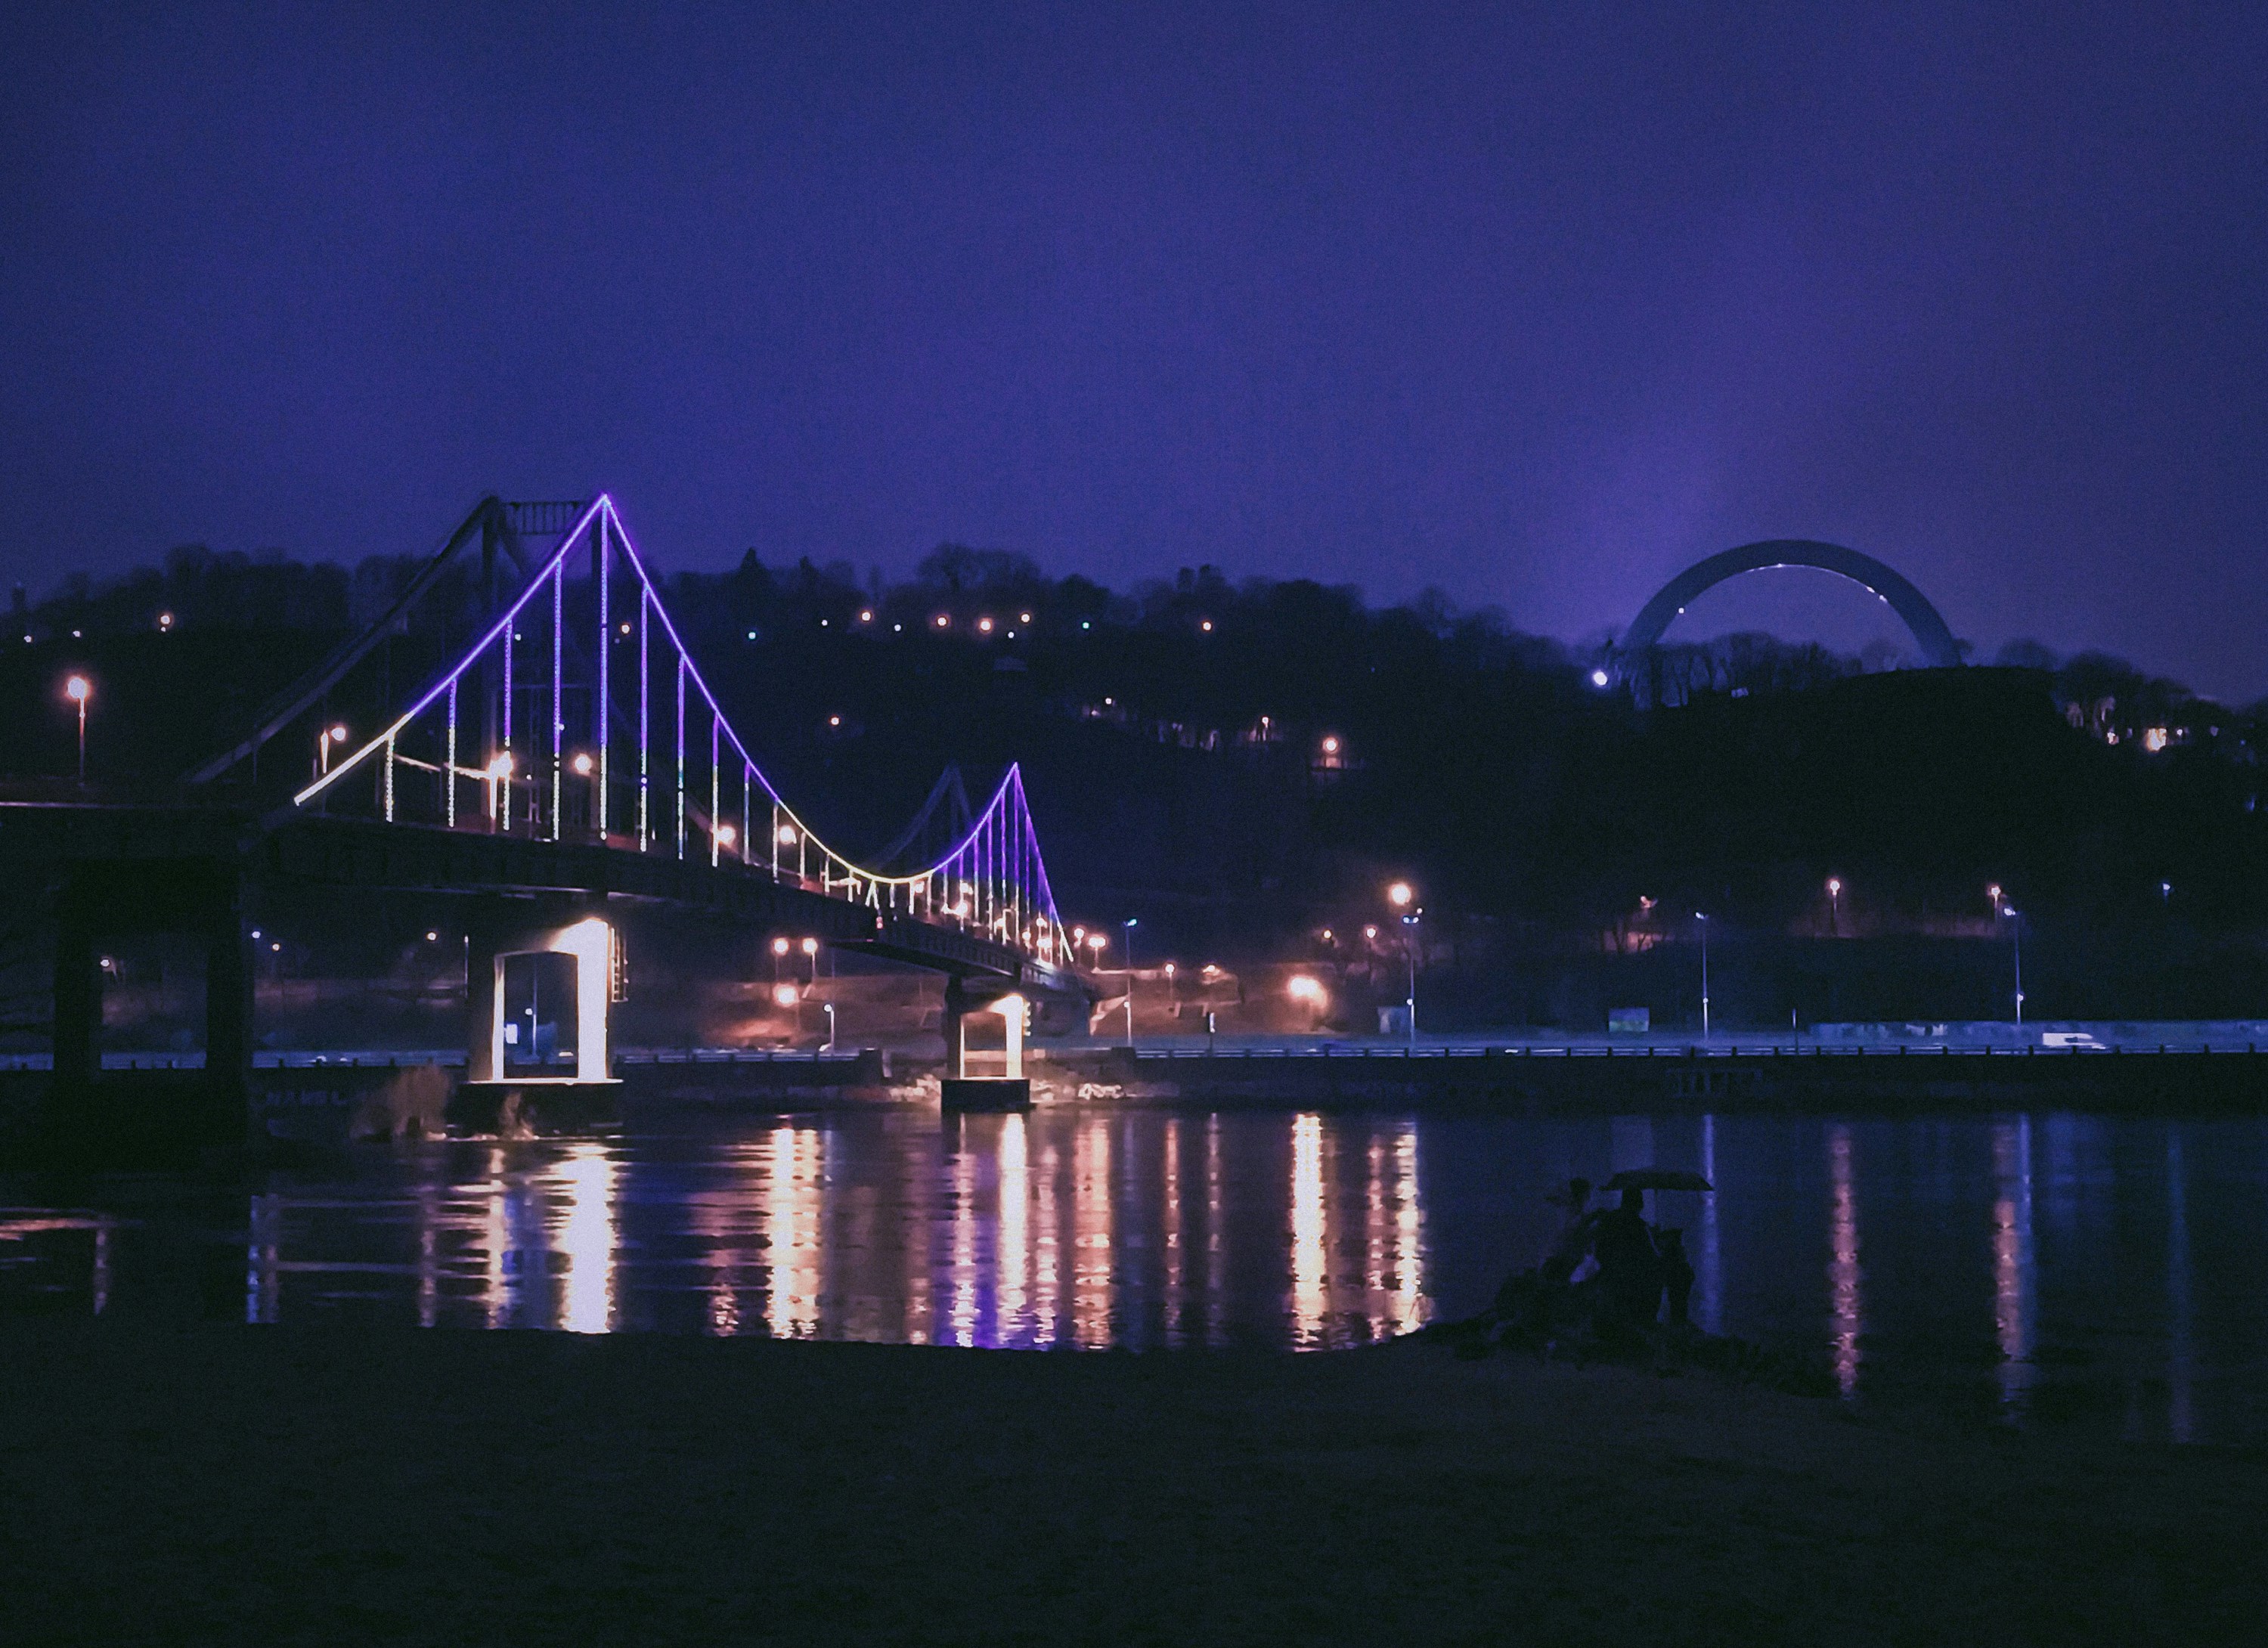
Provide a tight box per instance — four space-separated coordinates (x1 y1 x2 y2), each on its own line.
1616 540 1961 672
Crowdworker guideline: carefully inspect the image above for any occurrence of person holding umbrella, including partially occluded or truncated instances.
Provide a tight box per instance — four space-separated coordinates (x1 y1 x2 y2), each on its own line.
1596 1169 1713 1327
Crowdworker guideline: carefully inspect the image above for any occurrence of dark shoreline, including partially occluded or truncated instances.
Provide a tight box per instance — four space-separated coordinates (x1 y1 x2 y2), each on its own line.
3 1322 2261 1644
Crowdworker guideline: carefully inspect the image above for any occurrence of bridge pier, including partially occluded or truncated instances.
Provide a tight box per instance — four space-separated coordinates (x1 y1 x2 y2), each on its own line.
452 897 621 1134
939 975 1031 1112
44 858 251 1160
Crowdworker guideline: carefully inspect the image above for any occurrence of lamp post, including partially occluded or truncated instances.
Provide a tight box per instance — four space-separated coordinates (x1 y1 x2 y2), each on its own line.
318 721 349 777
1826 876 1842 937
64 675 91 784
1696 912 1710 1041
2003 906 2025 1026
1122 917 1139 1046
1386 881 1418 1046
822 1001 836 1052
801 935 820 984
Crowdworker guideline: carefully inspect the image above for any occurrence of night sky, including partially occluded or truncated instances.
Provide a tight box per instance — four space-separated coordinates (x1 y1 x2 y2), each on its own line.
5 5 2264 695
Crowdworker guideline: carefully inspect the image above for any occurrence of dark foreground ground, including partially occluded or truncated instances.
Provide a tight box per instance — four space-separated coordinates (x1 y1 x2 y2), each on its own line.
2 1325 2261 1646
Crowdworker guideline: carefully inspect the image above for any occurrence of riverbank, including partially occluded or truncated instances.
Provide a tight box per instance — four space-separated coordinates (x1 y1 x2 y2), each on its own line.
2 1324 2259 1643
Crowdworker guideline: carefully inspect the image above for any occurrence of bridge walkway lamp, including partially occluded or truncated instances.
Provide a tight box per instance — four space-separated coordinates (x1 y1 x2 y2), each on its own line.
2003 906 2025 1027
317 722 349 779
1696 912 1710 1041
1826 876 1843 937
64 675 91 785
801 935 820 984
1387 881 1418 1047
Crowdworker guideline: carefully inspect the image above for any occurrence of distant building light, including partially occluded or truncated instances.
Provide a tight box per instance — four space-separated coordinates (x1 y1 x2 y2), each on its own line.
1080 619 1092 630
1200 619 1214 633
2143 726 2170 753
828 714 841 727
1288 974 1325 1004
1320 736 1340 756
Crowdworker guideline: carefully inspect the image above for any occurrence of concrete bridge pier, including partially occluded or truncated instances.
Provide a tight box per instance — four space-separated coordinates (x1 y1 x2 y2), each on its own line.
452 897 621 1134
45 857 251 1160
940 974 1031 1112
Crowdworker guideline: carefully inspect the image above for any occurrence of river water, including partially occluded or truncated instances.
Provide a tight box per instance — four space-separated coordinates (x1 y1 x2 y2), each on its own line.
5 1106 2264 1440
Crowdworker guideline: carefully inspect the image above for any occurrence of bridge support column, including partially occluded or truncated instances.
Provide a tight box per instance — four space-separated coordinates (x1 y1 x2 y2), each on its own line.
942 975 969 1079
44 858 249 1161
454 898 621 1135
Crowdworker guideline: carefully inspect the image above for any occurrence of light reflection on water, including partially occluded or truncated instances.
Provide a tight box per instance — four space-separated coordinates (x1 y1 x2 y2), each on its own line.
5 1107 2268 1439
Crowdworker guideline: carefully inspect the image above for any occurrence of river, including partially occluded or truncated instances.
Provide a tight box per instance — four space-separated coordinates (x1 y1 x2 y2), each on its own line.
5 1106 2263 1440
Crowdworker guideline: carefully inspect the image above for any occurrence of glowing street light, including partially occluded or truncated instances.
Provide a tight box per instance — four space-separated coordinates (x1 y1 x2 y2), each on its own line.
715 822 737 850
773 982 799 1009
1387 881 1414 909
1826 876 1843 936
2003 906 2025 1026
1696 912 1710 1040
1121 917 1139 1046
486 751 514 826
64 674 91 783
1591 668 1612 689
801 934 820 984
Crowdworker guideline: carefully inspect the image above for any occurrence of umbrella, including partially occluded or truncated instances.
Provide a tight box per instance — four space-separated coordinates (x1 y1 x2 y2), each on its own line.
1602 1168 1713 1193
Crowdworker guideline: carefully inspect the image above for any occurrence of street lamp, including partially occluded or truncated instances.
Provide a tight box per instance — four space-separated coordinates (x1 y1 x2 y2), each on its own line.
800 935 820 984
822 1001 836 1052
1696 912 1710 1041
486 751 515 826
1122 917 1140 1045
318 721 349 776
64 675 91 783
1826 876 1842 937
1385 882 1419 1045
2003 906 2025 1026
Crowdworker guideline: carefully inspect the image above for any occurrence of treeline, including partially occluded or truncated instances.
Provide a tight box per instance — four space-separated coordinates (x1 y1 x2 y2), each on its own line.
9 541 2267 965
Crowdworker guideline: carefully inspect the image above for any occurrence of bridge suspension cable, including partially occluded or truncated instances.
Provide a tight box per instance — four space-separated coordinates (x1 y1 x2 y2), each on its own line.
293 496 1074 967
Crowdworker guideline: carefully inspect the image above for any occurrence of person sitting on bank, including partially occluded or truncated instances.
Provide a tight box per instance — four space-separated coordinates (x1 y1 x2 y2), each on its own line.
1539 1178 1597 1285
1656 1228 1695 1329
1592 1188 1662 1327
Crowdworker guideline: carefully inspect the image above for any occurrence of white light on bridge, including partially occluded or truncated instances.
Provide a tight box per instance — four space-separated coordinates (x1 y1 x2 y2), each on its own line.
773 937 791 956
776 825 798 845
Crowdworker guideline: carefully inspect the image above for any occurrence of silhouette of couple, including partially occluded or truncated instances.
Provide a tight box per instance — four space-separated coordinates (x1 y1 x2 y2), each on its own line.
1545 1177 1694 1330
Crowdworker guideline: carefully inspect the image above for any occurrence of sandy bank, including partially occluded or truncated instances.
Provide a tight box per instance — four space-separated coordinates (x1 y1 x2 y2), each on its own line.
2 1324 2260 1644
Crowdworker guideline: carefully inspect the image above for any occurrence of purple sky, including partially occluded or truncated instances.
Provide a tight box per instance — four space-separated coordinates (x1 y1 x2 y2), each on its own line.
5 5 2264 695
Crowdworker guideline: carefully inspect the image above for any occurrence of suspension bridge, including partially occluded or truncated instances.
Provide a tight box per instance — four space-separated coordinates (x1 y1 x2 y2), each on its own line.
2 494 1090 1147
